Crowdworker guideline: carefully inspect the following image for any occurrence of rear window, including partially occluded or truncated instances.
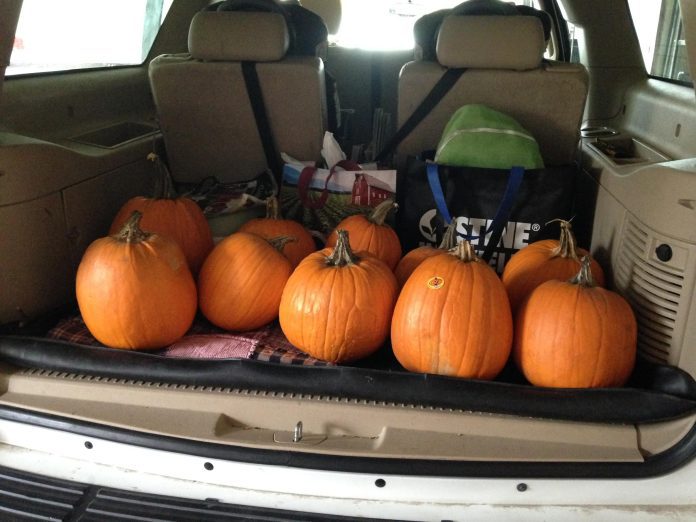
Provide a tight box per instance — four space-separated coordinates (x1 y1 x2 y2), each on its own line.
332 0 542 51
7 0 174 76
628 0 691 84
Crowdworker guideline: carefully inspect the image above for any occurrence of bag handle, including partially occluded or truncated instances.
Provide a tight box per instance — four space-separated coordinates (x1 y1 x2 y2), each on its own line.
297 160 362 209
426 163 525 262
481 165 525 261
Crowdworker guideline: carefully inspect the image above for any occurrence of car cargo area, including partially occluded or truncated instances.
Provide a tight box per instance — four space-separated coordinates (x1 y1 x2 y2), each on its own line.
1 2 696 519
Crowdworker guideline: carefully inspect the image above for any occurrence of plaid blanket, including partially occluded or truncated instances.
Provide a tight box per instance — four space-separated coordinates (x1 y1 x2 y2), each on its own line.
47 315 331 367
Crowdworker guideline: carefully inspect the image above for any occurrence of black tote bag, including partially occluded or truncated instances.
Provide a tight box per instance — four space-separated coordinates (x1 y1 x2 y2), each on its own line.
396 156 584 274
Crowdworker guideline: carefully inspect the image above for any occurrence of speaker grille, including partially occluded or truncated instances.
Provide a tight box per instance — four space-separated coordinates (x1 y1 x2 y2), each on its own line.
615 217 686 365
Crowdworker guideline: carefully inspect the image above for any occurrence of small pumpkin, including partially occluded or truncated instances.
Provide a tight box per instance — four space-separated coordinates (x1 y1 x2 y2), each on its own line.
279 229 398 363
502 219 604 311
110 154 213 274
76 211 197 349
514 256 637 388
198 232 293 331
239 196 315 268
391 240 512 380
326 199 401 270
394 219 458 287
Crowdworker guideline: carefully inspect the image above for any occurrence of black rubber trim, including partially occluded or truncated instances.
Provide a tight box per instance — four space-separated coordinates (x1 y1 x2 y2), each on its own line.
1 336 696 425
1 403 696 480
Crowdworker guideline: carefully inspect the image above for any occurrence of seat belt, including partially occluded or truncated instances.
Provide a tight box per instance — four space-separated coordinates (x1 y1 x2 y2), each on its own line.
374 67 466 164
241 61 284 186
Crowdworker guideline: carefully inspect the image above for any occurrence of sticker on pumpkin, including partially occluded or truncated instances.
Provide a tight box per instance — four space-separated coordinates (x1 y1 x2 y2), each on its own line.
427 276 445 290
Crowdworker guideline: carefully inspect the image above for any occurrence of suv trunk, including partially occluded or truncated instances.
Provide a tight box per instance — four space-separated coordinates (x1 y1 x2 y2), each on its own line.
1 0 696 518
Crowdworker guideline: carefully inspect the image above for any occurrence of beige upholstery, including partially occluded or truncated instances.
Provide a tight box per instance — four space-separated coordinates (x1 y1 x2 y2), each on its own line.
188 11 289 62
149 11 327 183
398 15 588 166
436 16 545 70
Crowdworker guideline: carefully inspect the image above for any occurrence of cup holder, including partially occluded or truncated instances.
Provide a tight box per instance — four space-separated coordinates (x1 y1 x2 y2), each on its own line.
581 126 619 138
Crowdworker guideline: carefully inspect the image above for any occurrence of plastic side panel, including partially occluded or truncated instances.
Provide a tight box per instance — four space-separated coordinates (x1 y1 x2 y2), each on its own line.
62 161 157 267
0 152 157 324
616 80 696 160
585 145 696 375
0 194 73 324
1 68 154 142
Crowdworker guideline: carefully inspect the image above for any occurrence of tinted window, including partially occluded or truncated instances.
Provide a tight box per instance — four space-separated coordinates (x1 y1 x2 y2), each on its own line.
332 0 542 51
628 0 691 84
8 0 173 76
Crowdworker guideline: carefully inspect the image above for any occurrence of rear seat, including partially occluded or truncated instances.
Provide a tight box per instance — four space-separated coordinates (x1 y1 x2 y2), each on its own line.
149 9 327 184
397 8 588 166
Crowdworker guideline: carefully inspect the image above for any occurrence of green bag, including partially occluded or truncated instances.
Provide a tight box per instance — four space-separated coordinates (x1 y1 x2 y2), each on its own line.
434 104 544 169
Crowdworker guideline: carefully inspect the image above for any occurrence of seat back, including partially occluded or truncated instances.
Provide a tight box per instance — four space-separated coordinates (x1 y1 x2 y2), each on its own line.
149 9 327 184
398 9 588 166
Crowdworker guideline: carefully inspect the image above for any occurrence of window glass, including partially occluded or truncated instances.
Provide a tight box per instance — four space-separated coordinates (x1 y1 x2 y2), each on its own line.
332 0 542 51
8 0 174 76
566 21 583 64
628 0 691 84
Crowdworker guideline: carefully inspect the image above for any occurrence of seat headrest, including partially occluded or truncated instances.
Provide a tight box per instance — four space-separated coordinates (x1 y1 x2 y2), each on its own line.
206 0 328 58
188 11 289 62
436 15 545 70
300 0 342 35
414 0 552 62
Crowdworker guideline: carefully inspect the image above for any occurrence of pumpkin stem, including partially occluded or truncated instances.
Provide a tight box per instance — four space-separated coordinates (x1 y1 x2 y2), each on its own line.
448 240 478 263
570 256 596 287
326 229 360 267
548 219 579 260
114 211 151 244
148 152 178 199
267 235 296 253
265 196 280 220
438 219 458 250
368 199 397 226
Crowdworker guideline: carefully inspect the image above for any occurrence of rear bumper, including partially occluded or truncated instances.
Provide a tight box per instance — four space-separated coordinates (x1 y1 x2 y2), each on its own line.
1 407 696 521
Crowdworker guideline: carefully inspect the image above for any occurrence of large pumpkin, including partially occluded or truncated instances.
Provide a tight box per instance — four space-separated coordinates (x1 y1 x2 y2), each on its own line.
279 229 398 363
198 232 293 331
391 241 512 380
326 199 401 270
110 154 213 274
502 220 604 311
394 219 458 287
239 196 315 268
76 211 197 349
514 257 637 388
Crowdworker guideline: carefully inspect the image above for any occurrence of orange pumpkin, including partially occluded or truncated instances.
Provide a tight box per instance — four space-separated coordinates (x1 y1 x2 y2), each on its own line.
198 232 293 331
394 219 458 287
279 229 398 363
239 196 315 268
391 241 512 380
502 220 604 311
76 211 197 349
326 199 401 270
110 154 213 274
514 256 637 388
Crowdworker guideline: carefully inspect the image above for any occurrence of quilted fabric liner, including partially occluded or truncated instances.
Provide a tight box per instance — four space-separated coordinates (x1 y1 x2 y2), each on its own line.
47 315 331 367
